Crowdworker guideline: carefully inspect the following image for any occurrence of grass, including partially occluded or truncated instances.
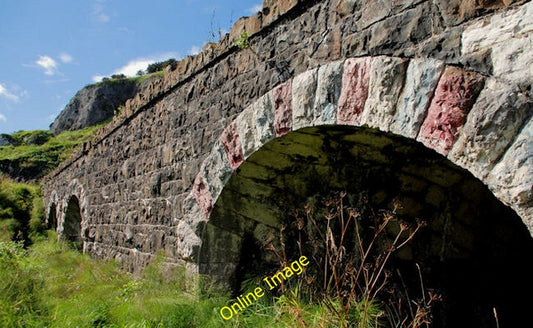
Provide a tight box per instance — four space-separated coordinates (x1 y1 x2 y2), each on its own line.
0 234 231 328
0 188 439 327
0 123 107 181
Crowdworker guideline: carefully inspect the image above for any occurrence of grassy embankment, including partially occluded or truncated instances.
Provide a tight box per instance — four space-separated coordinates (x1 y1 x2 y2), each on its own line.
0 124 106 181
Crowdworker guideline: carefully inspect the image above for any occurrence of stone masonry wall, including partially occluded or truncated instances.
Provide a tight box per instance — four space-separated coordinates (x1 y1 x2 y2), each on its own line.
42 0 532 274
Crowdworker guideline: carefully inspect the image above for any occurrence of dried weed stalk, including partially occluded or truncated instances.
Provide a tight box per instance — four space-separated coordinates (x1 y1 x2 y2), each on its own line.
264 192 439 328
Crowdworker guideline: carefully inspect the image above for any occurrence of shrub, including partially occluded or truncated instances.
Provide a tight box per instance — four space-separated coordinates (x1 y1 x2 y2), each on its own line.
146 59 177 74
111 74 127 80
0 177 43 245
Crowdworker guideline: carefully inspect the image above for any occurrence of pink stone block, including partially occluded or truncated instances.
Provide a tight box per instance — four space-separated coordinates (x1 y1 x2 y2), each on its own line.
193 174 213 219
337 57 372 125
221 121 244 169
273 81 293 137
419 66 485 155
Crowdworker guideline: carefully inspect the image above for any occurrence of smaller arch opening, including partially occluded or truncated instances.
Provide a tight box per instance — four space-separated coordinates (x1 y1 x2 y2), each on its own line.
63 196 82 249
47 204 57 231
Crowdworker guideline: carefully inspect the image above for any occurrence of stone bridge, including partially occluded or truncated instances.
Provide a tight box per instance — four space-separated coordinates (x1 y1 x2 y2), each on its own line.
42 0 532 324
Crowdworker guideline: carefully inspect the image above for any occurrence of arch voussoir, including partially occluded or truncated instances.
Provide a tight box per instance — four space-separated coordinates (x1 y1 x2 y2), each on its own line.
358 56 407 130
390 58 445 139
187 54 532 263
416 65 486 156
448 78 532 180
487 117 533 231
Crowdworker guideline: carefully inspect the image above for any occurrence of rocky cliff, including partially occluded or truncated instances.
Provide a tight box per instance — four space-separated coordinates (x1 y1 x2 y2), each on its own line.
50 79 137 135
50 74 164 135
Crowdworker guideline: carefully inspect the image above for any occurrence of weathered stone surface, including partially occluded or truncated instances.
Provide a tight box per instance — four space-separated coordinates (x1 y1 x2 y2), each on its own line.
314 28 342 60
230 14 263 42
435 0 510 26
359 56 407 131
491 36 533 86
461 1 533 84
192 174 213 219
291 68 318 130
221 121 244 169
488 117 533 231
461 2 532 53
313 60 344 125
337 57 372 125
365 2 444 54
333 0 357 19
235 106 257 159
391 58 445 139
354 0 393 30
176 218 203 261
252 92 276 146
272 81 293 137
449 79 532 179
262 0 299 26
417 66 485 155
0 134 14 146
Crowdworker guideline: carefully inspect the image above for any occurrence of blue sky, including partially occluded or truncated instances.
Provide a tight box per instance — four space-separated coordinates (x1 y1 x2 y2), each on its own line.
0 0 262 134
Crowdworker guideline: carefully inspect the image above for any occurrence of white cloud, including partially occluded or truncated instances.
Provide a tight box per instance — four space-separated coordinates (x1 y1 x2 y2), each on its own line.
36 55 58 75
0 83 19 102
247 4 262 14
189 46 201 55
92 53 180 82
92 75 106 83
0 113 6 123
59 53 73 63
114 58 157 76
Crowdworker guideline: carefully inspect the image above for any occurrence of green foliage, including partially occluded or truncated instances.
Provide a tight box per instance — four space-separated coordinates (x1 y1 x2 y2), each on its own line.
0 235 235 327
234 31 250 50
132 70 165 84
0 177 43 244
110 74 127 80
0 123 105 181
9 130 52 146
146 59 177 74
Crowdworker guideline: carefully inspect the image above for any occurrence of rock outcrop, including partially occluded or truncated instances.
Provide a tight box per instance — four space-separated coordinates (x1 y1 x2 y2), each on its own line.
0 134 14 146
50 79 139 135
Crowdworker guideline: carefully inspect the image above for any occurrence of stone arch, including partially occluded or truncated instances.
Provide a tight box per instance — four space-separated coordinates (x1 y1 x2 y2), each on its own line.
178 55 532 326
56 179 89 250
182 55 531 245
46 190 59 231
47 203 58 231
63 195 82 245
